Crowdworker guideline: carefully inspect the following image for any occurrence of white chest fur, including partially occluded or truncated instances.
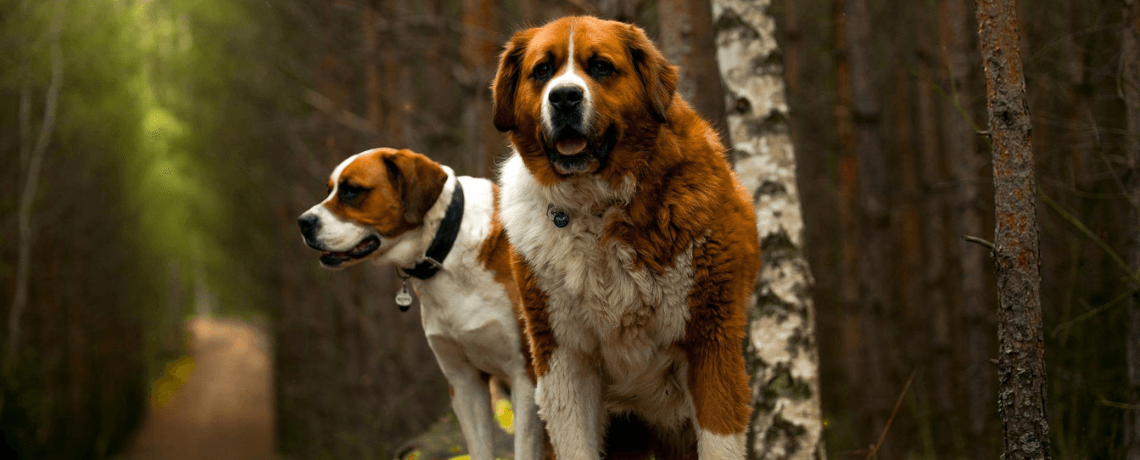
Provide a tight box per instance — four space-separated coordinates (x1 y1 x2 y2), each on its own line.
499 154 698 426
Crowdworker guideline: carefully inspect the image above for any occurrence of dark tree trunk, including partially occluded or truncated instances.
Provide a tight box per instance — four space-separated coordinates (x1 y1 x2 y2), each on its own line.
939 0 996 456
915 3 962 454
1122 1 1140 458
973 0 1051 459
832 0 867 444
461 0 502 176
841 0 896 451
657 0 728 142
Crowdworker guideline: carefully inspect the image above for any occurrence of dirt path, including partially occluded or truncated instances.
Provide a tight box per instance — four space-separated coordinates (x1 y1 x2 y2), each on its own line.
128 317 275 460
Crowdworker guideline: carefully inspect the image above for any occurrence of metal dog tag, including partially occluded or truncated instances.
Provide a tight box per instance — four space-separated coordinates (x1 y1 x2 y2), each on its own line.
547 204 569 228
395 279 414 311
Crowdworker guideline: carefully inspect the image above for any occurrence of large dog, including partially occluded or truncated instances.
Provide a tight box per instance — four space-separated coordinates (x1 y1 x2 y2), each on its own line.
297 148 542 460
491 16 761 459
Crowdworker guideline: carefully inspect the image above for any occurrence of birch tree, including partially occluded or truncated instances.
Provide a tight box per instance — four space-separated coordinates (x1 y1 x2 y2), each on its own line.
973 0 1051 458
712 1 826 458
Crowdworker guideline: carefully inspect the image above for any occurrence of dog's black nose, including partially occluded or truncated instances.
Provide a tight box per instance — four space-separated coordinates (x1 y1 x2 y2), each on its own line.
298 214 319 239
549 86 583 111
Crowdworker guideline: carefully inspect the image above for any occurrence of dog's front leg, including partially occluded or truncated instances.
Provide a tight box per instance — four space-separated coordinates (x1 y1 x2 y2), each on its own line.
536 348 602 460
433 340 496 460
685 333 750 460
509 371 543 460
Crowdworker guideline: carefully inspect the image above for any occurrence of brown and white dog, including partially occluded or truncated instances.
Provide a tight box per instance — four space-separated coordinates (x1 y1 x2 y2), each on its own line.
297 148 542 460
491 17 761 459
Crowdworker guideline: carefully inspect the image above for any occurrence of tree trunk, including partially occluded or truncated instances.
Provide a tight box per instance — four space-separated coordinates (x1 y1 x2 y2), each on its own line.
712 1 826 458
657 0 727 142
832 0 867 441
841 0 896 449
461 0 501 176
5 0 63 377
939 0 996 456
973 0 1051 459
383 0 411 145
915 3 961 454
892 63 923 371
363 0 382 129
1122 0 1140 458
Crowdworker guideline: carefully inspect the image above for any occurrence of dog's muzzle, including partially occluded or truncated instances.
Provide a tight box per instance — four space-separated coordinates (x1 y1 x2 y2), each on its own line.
298 214 322 249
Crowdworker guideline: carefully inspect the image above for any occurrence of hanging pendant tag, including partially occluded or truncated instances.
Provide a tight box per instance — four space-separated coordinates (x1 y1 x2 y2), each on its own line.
395 278 414 311
547 204 569 228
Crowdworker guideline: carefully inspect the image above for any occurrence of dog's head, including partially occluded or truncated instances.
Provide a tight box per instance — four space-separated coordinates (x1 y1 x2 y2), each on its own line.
492 16 677 181
297 148 448 269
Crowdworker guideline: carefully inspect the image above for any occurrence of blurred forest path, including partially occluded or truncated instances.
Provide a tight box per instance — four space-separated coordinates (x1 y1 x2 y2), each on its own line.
128 317 275 460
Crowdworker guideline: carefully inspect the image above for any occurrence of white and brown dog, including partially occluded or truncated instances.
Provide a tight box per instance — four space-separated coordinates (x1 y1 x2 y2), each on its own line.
297 148 542 460
491 17 761 459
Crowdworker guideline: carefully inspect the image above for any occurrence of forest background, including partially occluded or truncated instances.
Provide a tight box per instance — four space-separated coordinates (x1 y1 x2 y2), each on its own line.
2 0 1138 459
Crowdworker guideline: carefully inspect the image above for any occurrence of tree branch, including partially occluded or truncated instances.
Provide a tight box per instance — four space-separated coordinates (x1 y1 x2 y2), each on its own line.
961 235 995 251
865 370 917 460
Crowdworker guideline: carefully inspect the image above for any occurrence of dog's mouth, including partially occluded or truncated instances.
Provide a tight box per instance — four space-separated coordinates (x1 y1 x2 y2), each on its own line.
319 235 381 267
542 125 617 174
554 133 588 156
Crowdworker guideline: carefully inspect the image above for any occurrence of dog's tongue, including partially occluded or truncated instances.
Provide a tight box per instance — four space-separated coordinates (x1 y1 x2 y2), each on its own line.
556 138 587 156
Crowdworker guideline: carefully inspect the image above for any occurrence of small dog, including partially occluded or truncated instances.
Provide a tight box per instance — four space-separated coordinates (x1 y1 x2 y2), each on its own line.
491 17 761 459
298 148 542 460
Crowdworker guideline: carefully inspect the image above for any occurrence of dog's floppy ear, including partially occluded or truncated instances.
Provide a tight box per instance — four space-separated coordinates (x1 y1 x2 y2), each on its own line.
383 149 448 225
624 24 677 123
492 29 535 132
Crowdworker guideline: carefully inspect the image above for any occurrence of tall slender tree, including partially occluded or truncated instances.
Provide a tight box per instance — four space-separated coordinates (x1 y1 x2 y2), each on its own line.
973 0 1050 458
6 0 63 377
939 0 995 455
915 1 961 453
1122 0 1140 458
839 0 897 451
712 1 826 458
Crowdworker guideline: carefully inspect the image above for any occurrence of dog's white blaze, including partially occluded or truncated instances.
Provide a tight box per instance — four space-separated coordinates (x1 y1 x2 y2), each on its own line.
540 29 594 136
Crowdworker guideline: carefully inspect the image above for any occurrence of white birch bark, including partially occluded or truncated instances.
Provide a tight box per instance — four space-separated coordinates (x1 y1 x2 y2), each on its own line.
712 1 826 459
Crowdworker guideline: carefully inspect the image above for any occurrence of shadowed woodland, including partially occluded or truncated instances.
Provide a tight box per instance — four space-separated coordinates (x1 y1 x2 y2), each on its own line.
1 0 1138 459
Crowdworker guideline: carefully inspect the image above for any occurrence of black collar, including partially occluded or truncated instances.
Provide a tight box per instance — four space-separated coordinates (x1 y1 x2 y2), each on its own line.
398 180 464 280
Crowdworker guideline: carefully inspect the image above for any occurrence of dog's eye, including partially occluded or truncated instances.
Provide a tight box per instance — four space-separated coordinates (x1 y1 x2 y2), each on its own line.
533 62 552 80
589 60 614 78
339 183 367 201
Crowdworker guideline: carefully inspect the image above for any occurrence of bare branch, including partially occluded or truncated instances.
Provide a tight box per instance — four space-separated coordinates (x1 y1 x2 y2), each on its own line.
864 371 917 460
962 235 996 251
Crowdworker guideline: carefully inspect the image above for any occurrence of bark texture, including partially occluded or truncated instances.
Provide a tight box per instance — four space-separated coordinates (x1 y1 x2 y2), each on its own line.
712 1 826 458
973 0 1051 459
1123 0 1140 458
